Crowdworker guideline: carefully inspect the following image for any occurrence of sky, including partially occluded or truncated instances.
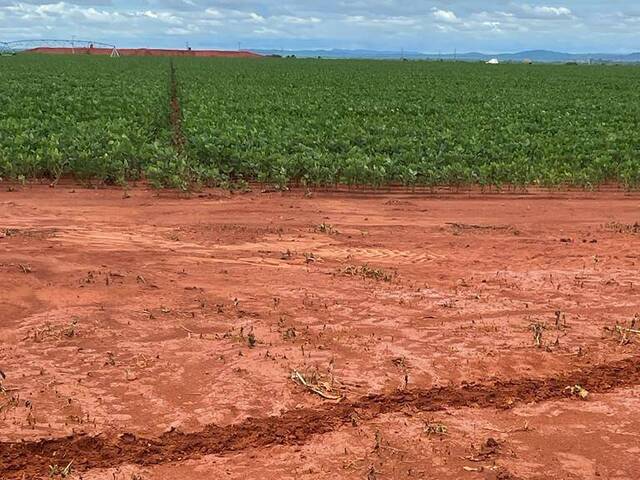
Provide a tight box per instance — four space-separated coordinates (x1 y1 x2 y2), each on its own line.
1 1 639 53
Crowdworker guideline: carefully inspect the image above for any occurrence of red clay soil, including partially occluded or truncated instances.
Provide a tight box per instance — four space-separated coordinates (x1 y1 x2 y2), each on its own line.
3 356 640 478
26 47 262 58
1 186 640 479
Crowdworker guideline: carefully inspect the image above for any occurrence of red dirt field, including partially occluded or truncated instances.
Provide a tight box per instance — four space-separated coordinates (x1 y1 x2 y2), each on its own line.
1 186 640 480
26 47 262 58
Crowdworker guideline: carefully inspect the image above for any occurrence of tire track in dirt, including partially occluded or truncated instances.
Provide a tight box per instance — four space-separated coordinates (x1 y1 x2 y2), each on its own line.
2 356 639 478
318 246 444 263
169 61 186 152
45 226 444 267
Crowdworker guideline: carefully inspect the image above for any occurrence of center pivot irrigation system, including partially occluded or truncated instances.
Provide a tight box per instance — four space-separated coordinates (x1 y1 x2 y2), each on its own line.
0 41 14 55
0 39 119 56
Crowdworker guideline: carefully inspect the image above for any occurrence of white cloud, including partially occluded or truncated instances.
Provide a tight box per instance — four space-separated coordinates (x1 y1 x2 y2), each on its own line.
35 1 67 15
537 6 571 16
516 3 573 19
432 8 459 24
203 8 221 18
247 12 264 23
253 26 281 35
277 15 320 25
165 26 193 35
345 14 417 27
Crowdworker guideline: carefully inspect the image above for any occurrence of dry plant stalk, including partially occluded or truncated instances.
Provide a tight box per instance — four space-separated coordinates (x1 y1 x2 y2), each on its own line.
604 315 640 345
565 385 589 400
341 264 394 282
290 370 342 401
530 322 545 348
314 222 338 234
424 422 448 436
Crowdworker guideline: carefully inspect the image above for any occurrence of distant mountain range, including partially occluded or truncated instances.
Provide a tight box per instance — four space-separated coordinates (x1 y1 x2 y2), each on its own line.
254 49 640 63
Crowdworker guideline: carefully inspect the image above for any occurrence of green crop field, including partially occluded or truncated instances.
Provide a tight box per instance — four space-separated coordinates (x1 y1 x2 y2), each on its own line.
2 54 640 188
0 54 175 185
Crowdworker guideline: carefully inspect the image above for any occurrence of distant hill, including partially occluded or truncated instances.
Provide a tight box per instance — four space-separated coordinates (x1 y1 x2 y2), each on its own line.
256 49 417 59
255 48 640 63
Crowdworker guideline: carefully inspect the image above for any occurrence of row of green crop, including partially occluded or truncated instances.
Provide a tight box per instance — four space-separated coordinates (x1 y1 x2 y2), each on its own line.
176 59 640 188
0 54 177 185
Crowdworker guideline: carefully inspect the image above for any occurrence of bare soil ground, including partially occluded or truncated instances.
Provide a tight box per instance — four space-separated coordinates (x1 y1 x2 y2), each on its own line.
1 186 640 480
